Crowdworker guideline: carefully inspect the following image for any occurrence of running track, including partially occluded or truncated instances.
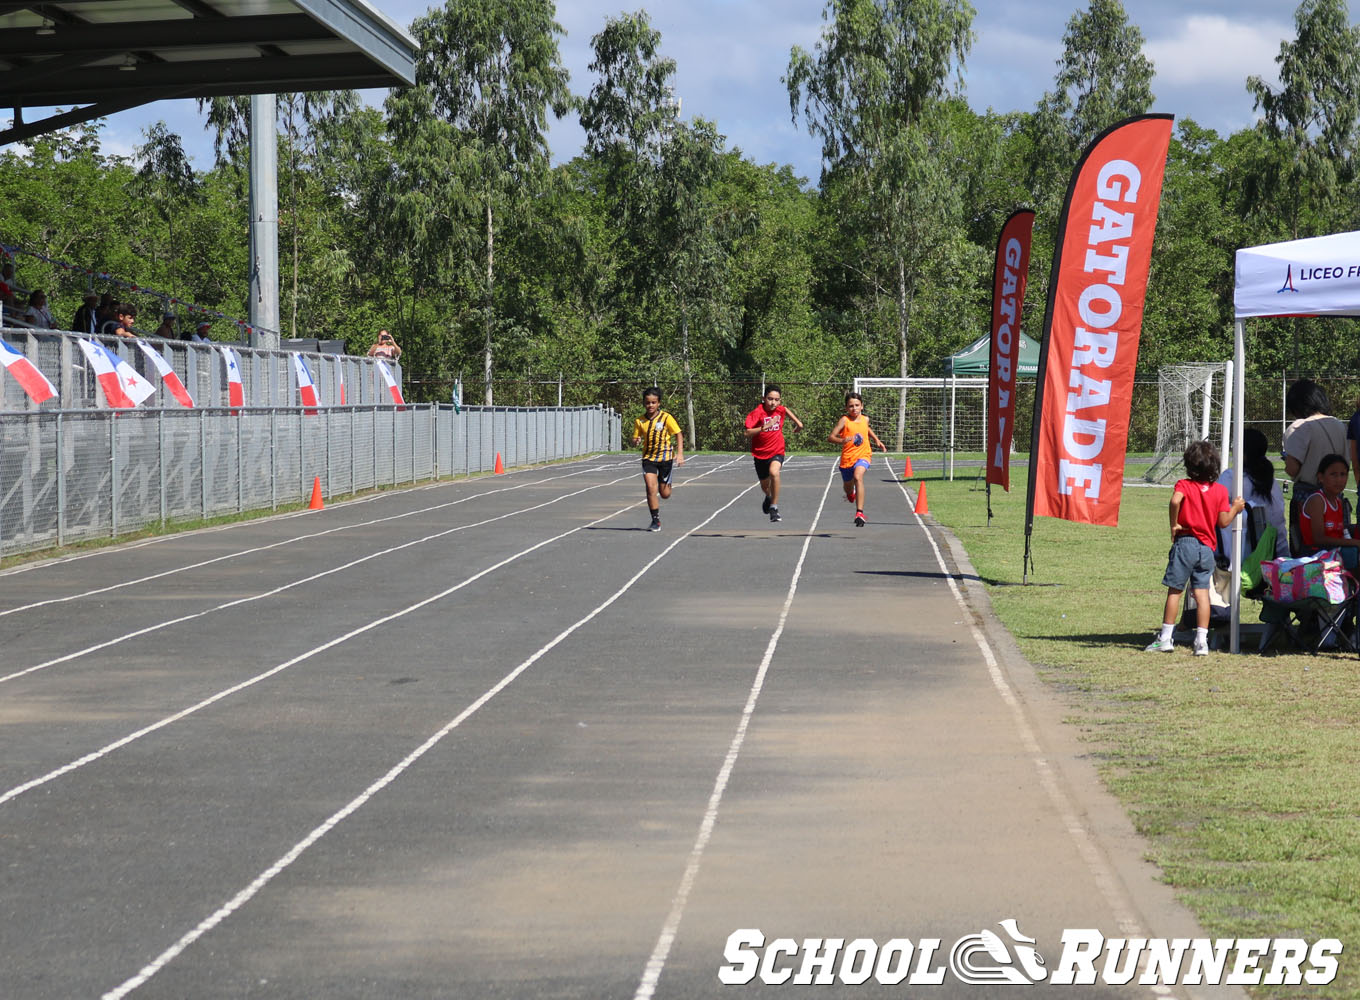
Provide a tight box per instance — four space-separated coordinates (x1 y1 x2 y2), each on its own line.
0 455 1236 999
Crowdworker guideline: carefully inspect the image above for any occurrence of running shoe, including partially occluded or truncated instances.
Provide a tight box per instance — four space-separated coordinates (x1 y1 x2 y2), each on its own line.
762 494 772 515
769 506 781 523
854 510 866 527
1143 635 1174 652
1193 641 1209 656
847 488 856 503
649 516 661 532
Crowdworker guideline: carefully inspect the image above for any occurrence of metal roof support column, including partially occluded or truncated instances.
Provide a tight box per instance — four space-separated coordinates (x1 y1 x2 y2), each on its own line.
249 93 280 350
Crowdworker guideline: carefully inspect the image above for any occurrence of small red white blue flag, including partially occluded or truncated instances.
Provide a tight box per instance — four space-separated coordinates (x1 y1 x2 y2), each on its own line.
291 352 319 413
220 345 244 408
0 337 57 404
375 359 404 405
77 338 156 408
134 339 194 408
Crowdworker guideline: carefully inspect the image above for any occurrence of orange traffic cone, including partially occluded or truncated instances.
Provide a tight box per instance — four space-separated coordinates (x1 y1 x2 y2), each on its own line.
913 482 929 516
308 476 324 510
494 452 505 475
901 455 914 478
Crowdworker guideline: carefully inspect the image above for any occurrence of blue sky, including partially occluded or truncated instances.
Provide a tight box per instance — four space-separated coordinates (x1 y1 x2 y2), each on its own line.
36 1 1342 184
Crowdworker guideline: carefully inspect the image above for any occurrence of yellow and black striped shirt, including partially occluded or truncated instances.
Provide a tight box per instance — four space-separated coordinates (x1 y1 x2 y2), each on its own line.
634 410 682 462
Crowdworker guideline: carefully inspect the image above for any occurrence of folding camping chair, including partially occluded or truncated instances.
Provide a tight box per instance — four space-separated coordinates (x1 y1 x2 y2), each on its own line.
1258 560 1360 654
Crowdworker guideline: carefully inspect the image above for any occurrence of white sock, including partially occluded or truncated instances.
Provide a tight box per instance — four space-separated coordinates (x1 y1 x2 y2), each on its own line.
1194 627 1209 645
1159 623 1174 642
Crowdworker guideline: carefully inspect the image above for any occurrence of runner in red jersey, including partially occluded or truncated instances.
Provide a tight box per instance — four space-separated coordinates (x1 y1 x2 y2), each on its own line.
743 384 804 523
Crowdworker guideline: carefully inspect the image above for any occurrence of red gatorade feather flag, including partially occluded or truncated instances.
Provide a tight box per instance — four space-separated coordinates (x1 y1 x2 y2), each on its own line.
986 209 1034 491
1027 115 1173 528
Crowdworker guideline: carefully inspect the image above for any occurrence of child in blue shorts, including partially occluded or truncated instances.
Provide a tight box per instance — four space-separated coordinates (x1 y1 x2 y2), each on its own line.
1146 441 1246 655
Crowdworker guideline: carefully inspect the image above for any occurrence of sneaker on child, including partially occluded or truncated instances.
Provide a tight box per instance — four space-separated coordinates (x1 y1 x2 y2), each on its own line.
1144 636 1174 652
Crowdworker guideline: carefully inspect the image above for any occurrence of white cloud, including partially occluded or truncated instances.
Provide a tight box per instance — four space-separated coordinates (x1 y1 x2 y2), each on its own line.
1145 15 1288 87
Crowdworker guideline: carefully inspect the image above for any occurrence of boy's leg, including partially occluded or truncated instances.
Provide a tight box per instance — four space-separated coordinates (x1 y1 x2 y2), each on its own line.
643 471 660 511
1162 587 1184 625
1193 588 1212 630
658 462 673 500
854 464 867 509
767 460 782 505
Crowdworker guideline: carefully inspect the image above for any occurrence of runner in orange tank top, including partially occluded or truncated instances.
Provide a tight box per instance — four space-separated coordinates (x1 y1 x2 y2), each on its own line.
829 392 886 528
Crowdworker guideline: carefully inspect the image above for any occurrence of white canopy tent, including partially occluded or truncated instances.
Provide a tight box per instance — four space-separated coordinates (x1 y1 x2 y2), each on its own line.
1228 230 1360 651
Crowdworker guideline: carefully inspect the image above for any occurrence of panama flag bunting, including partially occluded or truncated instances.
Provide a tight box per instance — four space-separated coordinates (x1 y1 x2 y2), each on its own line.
133 339 194 408
77 338 156 408
291 352 319 413
220 345 245 408
375 359 404 405
0 337 57 404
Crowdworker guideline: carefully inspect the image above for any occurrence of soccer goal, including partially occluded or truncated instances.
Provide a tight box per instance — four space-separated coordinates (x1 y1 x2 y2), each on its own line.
1144 362 1233 484
852 376 987 479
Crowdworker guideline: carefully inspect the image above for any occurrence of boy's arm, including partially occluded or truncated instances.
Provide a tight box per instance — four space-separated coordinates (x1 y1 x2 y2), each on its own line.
784 406 804 431
828 416 848 444
1168 490 1185 540
869 426 887 450
673 430 685 464
1215 497 1247 528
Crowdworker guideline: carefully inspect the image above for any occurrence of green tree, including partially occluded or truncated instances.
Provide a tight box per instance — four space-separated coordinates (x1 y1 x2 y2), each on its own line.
1246 0 1360 240
131 122 202 309
407 0 573 403
787 0 975 447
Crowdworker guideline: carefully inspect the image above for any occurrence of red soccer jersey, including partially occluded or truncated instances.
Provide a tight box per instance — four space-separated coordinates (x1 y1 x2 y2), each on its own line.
1173 479 1229 549
746 404 788 460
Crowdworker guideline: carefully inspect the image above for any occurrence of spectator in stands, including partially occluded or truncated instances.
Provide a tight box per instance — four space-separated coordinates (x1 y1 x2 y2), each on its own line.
1282 379 1346 496
72 292 99 335
0 260 16 307
95 292 116 330
153 313 176 339
190 321 212 342
23 289 56 329
368 329 402 361
101 303 137 339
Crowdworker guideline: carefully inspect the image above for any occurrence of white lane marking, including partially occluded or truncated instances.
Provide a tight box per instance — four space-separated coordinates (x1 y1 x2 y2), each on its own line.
0 460 635 614
893 474 1148 944
0 474 636 686
0 459 744 807
100 464 754 1000
633 464 834 1000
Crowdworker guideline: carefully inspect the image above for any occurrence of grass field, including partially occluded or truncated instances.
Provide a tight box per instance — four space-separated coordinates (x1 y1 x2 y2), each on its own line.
916 460 1360 999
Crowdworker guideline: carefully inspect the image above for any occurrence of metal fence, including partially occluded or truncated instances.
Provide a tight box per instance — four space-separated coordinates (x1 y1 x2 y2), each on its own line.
0 327 401 411
0 403 622 558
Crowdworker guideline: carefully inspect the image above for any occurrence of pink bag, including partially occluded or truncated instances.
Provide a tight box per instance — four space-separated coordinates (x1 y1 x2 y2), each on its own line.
1261 550 1347 603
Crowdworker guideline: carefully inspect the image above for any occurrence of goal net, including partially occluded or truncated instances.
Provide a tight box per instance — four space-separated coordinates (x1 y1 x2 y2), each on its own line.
1144 362 1232 484
852 377 987 478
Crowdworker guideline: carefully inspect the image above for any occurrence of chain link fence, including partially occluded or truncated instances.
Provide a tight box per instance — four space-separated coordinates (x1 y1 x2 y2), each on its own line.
0 403 622 559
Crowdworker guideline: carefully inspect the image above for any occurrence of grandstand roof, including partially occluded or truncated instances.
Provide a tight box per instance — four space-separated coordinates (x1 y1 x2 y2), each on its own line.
0 0 416 145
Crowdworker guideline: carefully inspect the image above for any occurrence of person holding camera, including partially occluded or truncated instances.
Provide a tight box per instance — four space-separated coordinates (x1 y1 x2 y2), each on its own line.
368 329 402 361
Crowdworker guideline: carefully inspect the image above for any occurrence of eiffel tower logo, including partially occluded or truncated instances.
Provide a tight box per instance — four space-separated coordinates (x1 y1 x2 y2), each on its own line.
1279 265 1299 293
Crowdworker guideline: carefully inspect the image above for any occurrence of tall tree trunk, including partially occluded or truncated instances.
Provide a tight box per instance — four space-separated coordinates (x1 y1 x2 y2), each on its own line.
681 303 697 449
484 196 495 406
895 255 913 452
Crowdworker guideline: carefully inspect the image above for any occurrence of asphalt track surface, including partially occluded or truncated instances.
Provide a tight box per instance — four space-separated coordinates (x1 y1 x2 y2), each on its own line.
0 454 1245 1000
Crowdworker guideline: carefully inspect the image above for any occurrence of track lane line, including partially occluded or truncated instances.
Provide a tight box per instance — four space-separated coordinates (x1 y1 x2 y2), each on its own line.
0 459 637 614
99 463 756 1000
0 460 745 810
634 461 835 999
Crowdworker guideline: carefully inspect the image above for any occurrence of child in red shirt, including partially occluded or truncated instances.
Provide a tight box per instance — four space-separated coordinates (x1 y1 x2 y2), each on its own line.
1146 441 1245 655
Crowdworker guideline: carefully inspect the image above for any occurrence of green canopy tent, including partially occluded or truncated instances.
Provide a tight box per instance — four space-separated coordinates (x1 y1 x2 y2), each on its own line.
942 331 1040 376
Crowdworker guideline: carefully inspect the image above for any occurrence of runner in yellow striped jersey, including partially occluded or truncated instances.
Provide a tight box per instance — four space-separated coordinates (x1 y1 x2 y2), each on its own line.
632 387 685 531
